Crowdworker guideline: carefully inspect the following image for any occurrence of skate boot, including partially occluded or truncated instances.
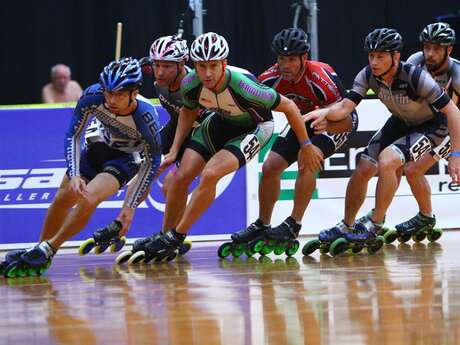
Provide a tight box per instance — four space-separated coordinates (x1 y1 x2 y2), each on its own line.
4 242 55 278
330 216 384 256
79 220 126 255
132 230 185 263
217 219 269 258
261 217 301 257
1 249 27 277
395 213 441 243
356 210 396 244
302 220 351 256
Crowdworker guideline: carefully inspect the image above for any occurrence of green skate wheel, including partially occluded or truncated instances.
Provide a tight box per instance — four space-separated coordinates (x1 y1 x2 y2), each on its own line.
110 236 126 253
367 236 384 254
252 239 265 253
427 228 443 242
231 244 244 258
302 239 320 256
383 230 397 244
245 246 256 257
128 251 146 265
78 238 96 256
115 251 132 264
5 264 20 278
412 232 426 242
398 233 411 243
260 244 273 255
285 240 300 257
274 243 286 255
178 239 192 256
217 242 233 258
27 267 39 276
329 238 348 257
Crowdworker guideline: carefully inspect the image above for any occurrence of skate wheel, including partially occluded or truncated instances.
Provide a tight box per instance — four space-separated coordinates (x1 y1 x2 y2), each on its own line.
232 244 244 258
260 242 273 255
78 238 96 256
252 239 265 253
285 240 300 257
329 238 348 257
302 239 320 256
367 236 384 254
27 267 39 276
4 263 20 278
245 246 256 257
319 244 330 254
217 242 233 258
383 230 398 244
178 240 192 256
128 251 146 265
412 232 426 242
165 252 177 262
110 237 126 253
115 251 133 264
351 245 363 254
94 242 110 255
427 228 443 242
398 233 411 243
274 244 286 256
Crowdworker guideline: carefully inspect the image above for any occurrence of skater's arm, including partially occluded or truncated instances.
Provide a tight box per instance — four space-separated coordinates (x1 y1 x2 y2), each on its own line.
441 100 460 183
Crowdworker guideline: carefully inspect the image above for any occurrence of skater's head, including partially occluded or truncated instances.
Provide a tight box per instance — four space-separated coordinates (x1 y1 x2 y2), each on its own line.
419 22 455 73
190 32 229 90
100 57 142 114
149 35 189 88
272 28 310 82
364 28 403 78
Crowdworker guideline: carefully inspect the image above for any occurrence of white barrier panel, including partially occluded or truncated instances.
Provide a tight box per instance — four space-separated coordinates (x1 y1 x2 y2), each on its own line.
246 99 460 234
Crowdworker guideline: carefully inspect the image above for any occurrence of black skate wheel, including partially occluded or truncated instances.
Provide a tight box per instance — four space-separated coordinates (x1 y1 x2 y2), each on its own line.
367 236 384 254
351 245 363 254
398 233 411 243
383 230 398 244
412 232 426 242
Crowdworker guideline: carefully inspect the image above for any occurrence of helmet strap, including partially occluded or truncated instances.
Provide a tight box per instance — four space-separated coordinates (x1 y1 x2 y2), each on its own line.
375 52 396 79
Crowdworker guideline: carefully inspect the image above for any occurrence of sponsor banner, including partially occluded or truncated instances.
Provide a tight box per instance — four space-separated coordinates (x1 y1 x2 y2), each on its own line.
0 106 246 244
247 101 460 233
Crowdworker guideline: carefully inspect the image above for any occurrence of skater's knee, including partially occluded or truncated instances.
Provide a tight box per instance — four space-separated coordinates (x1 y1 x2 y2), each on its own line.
354 161 376 180
174 169 195 187
377 155 400 174
200 167 222 187
261 159 284 179
404 163 423 181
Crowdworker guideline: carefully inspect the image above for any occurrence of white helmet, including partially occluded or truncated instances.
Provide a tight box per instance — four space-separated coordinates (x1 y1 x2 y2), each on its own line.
149 35 189 62
190 32 229 62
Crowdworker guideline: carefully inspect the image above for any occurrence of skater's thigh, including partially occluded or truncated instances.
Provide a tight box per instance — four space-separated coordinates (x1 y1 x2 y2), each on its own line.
85 173 120 203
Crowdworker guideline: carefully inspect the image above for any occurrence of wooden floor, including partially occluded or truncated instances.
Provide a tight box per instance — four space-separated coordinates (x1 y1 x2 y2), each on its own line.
2 232 460 345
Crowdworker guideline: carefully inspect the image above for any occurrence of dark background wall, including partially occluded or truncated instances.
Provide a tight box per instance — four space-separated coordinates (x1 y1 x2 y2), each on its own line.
1 0 459 105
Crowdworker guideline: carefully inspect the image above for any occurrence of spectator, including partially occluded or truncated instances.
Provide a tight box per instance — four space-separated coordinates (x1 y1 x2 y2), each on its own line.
41 64 83 103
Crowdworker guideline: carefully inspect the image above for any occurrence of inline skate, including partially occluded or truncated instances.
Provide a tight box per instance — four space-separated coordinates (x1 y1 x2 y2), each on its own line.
3 242 54 278
302 220 351 256
79 220 126 255
394 213 441 243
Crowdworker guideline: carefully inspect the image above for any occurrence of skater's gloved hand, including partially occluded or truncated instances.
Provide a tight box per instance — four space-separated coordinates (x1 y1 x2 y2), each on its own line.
157 150 178 177
298 143 323 172
69 176 89 198
448 155 460 183
117 207 135 236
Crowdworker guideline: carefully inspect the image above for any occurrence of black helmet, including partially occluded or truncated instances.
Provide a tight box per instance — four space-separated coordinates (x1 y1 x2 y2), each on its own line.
271 28 310 56
419 22 456 46
364 28 403 52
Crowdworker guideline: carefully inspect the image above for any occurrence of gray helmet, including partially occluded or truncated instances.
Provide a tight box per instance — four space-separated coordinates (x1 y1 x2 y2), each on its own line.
364 28 403 52
271 28 310 56
419 22 456 46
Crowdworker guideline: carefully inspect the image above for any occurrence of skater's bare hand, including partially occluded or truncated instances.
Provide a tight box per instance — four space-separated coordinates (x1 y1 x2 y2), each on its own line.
69 176 88 198
117 207 135 236
448 155 460 184
298 143 323 172
302 107 327 135
303 108 329 131
157 150 178 177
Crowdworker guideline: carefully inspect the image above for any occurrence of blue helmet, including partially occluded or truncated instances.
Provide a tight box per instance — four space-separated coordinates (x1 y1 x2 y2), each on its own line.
100 57 143 91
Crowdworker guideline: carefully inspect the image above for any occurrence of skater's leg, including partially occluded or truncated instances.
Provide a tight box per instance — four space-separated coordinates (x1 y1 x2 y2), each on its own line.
39 176 80 242
48 173 120 249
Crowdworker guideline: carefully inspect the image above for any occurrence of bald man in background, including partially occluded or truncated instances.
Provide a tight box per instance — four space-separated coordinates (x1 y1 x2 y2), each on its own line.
42 64 83 103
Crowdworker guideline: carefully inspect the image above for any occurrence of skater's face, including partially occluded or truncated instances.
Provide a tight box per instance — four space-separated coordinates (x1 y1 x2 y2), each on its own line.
423 43 452 73
194 60 227 90
277 54 307 82
368 51 399 77
104 89 138 115
153 60 184 87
